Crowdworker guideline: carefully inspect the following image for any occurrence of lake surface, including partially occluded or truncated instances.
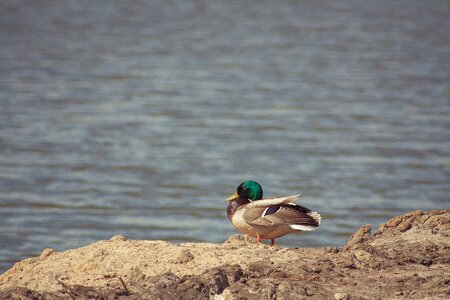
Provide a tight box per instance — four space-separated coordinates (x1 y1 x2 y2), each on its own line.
0 0 449 273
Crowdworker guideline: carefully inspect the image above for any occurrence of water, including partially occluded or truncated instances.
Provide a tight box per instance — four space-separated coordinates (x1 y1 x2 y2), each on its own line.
0 0 449 273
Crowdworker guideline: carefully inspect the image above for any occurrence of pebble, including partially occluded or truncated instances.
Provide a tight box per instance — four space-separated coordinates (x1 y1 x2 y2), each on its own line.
173 250 194 264
110 235 127 241
40 248 54 258
334 292 350 300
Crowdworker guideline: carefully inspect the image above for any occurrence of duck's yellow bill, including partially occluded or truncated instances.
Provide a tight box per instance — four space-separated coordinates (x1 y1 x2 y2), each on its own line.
226 192 239 202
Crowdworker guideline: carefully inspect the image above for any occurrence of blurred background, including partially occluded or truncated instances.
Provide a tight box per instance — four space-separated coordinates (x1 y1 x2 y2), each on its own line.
0 1 449 273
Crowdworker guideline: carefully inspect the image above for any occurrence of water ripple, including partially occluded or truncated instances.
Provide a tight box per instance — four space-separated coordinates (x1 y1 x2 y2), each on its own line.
0 0 449 273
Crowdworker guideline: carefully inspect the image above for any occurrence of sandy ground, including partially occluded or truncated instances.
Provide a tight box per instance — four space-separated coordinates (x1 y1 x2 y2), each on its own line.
0 210 448 299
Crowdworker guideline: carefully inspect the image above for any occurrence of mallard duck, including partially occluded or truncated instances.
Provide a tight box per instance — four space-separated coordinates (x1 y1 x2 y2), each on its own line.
226 180 321 246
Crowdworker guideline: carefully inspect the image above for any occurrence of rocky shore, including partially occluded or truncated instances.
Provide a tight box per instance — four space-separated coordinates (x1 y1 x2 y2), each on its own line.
0 210 448 299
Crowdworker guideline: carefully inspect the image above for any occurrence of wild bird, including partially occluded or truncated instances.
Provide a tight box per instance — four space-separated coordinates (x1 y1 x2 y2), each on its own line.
226 180 321 246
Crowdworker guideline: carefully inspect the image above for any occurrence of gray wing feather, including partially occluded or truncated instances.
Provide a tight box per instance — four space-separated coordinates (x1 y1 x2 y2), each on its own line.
245 195 300 209
244 205 319 227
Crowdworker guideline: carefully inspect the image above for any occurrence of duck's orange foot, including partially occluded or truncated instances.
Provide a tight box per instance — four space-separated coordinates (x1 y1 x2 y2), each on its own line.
270 239 275 246
256 233 262 244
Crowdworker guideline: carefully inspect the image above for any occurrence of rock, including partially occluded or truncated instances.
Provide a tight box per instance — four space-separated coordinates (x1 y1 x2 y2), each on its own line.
110 235 127 241
152 272 179 289
217 288 235 300
173 250 194 264
129 266 146 283
222 264 244 284
202 267 229 295
347 225 372 248
0 210 448 300
387 216 404 228
397 218 413 232
0 287 60 299
224 234 256 245
353 249 371 262
39 248 54 258
324 247 340 253
334 292 350 300
277 282 310 300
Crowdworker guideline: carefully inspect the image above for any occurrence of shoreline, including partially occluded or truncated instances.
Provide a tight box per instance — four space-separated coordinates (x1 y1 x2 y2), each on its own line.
0 209 449 299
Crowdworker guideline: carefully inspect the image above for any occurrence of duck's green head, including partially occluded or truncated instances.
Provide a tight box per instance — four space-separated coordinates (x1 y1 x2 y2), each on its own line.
226 180 263 202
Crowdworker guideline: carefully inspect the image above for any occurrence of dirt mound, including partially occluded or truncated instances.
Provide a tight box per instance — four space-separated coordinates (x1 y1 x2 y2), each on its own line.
0 210 449 299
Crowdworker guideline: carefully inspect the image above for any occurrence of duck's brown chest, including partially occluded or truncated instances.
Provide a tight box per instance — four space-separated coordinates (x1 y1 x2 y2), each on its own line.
226 197 250 221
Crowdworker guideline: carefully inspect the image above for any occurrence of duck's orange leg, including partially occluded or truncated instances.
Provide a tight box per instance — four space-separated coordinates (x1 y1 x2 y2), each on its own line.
270 239 275 246
256 233 262 244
